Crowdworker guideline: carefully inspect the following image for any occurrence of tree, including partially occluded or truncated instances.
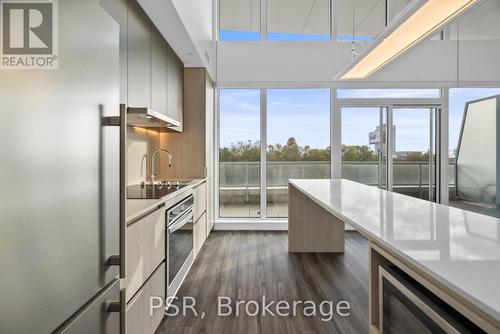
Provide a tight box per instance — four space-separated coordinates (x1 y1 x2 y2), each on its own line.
341 145 378 162
219 140 260 162
394 151 429 161
267 137 304 161
221 137 331 162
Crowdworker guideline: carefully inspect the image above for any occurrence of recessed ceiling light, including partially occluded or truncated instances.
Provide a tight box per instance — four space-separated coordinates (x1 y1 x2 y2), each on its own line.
338 0 479 80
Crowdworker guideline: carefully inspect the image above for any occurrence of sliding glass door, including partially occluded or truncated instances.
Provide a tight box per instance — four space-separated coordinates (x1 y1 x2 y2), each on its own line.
341 107 387 189
340 105 439 202
391 107 438 201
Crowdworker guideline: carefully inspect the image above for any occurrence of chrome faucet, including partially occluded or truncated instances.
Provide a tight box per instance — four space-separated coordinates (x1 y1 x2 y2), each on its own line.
151 149 172 185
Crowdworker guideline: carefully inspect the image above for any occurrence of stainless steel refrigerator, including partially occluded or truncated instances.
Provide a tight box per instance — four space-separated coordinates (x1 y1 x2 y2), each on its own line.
0 0 121 333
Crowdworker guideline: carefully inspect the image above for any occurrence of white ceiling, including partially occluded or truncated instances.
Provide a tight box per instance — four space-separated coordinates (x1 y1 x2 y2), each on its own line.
337 0 386 36
267 0 330 34
219 0 261 31
455 0 500 40
219 0 330 34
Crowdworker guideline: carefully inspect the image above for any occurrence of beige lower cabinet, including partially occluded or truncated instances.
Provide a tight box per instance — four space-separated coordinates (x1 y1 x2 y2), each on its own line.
126 206 166 301
193 182 206 222
126 262 165 334
193 212 207 258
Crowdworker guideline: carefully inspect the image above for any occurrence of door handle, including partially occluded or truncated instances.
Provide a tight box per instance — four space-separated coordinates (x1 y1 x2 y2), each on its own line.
168 209 194 233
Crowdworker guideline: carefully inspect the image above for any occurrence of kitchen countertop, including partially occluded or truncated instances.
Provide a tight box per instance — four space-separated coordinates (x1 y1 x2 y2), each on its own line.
289 178 500 324
126 179 206 224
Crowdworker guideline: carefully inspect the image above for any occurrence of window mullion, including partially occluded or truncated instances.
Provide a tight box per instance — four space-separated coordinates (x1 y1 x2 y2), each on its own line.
261 0 267 40
331 0 336 40
260 89 267 218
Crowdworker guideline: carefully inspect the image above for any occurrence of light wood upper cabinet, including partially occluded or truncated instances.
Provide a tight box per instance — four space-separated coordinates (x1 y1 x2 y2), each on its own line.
127 0 151 108
151 26 167 116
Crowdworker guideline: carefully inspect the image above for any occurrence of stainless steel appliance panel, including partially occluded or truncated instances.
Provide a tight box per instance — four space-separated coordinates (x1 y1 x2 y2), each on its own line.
166 196 194 287
0 0 120 333
379 266 482 334
60 279 120 334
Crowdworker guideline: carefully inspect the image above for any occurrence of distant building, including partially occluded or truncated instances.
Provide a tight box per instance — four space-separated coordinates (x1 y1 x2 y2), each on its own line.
369 125 396 155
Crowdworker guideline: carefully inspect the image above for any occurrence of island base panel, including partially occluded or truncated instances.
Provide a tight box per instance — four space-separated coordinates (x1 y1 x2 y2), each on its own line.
288 184 345 253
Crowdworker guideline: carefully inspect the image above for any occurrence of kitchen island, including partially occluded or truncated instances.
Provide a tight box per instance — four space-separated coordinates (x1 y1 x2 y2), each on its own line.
288 179 500 333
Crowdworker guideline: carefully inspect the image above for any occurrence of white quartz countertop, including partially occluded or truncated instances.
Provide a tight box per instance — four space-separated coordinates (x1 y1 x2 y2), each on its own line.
289 179 500 323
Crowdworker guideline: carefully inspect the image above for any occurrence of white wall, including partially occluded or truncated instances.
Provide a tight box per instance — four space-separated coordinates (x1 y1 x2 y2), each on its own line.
171 0 215 75
217 39 500 86
138 0 216 79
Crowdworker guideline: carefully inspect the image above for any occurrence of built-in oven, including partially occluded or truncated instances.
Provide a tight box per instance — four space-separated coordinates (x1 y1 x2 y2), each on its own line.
379 266 484 334
166 195 194 298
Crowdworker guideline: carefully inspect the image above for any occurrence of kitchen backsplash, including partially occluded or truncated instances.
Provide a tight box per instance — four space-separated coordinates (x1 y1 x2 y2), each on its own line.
127 126 164 186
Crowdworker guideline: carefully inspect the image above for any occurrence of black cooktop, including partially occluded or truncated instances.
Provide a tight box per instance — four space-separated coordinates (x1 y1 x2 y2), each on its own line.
127 183 187 199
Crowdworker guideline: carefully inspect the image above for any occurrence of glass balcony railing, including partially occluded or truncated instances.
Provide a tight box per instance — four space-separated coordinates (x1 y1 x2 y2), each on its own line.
219 161 457 218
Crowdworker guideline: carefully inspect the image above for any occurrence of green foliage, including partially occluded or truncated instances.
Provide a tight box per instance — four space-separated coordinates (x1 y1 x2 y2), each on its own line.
341 145 378 162
219 137 329 162
220 137 428 162
394 151 429 161
219 140 260 162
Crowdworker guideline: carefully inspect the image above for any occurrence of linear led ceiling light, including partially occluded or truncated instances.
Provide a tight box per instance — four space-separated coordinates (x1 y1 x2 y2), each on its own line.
338 0 479 80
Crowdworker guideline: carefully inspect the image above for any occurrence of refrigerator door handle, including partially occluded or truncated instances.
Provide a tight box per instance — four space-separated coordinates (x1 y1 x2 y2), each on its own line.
99 103 124 283
104 288 126 334
102 116 121 127
105 301 121 313
105 255 121 267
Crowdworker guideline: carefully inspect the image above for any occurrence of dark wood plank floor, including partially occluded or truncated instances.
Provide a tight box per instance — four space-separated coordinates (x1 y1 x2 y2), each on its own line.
156 231 369 334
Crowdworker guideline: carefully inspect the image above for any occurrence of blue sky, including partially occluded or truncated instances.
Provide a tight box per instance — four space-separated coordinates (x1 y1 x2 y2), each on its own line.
219 30 375 42
220 88 500 155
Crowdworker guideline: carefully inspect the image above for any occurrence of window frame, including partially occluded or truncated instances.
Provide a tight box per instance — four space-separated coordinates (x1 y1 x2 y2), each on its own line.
215 86 448 226
218 0 335 41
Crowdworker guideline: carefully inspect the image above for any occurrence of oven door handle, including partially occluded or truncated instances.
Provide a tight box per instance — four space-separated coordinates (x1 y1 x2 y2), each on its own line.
167 207 194 234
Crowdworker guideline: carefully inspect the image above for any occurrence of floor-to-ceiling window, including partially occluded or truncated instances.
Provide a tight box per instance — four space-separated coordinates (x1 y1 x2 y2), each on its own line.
217 87 500 223
341 107 383 186
219 89 261 218
266 89 331 218
218 88 330 220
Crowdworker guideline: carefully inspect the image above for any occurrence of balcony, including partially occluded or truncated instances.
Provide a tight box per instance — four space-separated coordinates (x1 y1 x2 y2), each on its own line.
219 161 458 218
